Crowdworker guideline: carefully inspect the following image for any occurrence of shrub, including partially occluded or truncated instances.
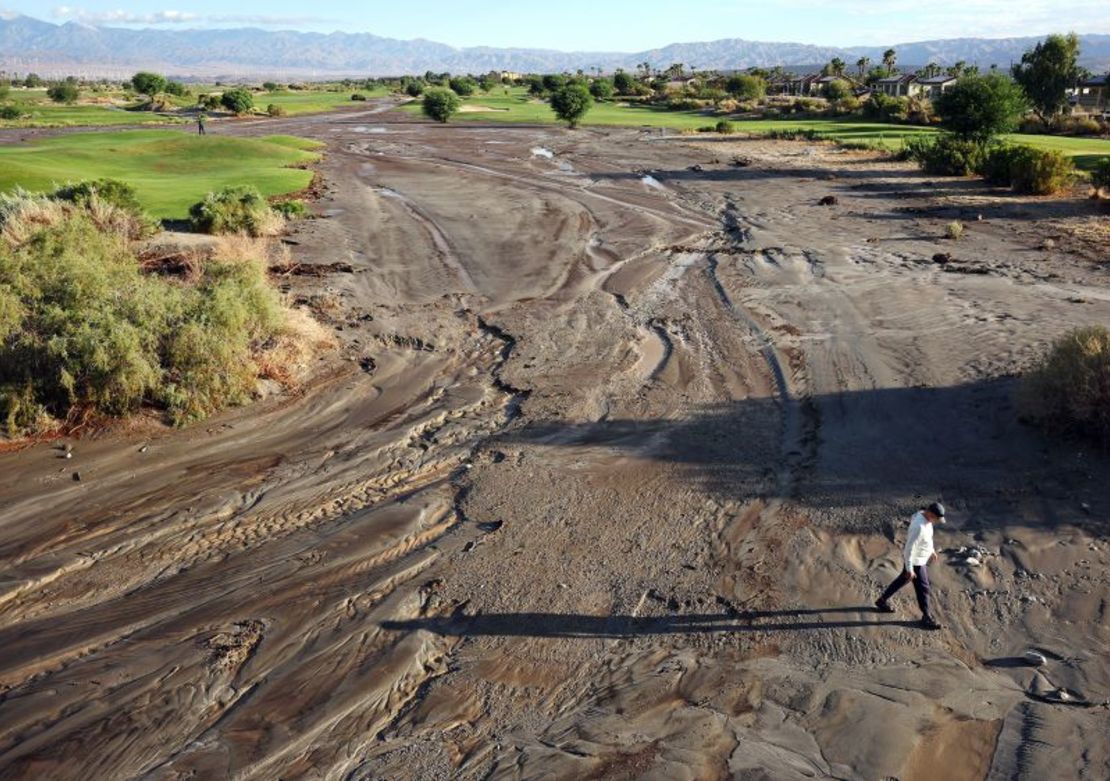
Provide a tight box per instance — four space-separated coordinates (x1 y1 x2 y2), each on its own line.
831 96 861 115
53 179 158 237
164 81 188 97
979 145 1026 186
0 105 23 120
422 87 461 123
273 199 307 218
220 88 254 114
945 220 964 240
864 92 907 121
266 103 287 116
351 93 367 101
550 83 593 128
262 81 279 92
905 134 985 176
822 79 852 101
188 185 284 236
1007 147 1073 195
613 71 635 95
666 97 700 111
589 79 614 100
715 119 735 134
198 93 221 111
726 74 766 101
405 81 424 97
448 77 476 97
1019 326 1110 445
47 83 79 104
0 188 156 245
1091 158 1110 191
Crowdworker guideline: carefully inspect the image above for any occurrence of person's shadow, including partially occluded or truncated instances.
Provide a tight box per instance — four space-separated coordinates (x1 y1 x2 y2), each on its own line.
381 606 920 639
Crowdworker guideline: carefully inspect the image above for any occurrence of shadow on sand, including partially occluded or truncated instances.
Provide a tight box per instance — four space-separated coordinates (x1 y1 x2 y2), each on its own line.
381 607 923 639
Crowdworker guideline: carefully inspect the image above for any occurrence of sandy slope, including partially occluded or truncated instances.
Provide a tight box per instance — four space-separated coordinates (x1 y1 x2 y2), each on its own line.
0 104 1108 780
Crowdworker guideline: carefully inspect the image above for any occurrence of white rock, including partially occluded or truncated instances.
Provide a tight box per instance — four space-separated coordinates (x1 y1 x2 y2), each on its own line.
965 556 981 566
1024 650 1048 666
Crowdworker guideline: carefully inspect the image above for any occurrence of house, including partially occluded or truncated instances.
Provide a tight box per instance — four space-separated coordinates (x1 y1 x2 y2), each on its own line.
782 73 822 96
916 74 958 100
874 74 918 98
1071 74 1107 114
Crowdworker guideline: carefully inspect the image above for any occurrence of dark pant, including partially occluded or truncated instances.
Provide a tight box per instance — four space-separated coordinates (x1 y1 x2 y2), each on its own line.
198 125 206 135
880 565 932 620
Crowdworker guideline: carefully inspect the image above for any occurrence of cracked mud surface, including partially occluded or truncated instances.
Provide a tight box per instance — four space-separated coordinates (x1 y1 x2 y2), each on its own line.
1 103 1108 780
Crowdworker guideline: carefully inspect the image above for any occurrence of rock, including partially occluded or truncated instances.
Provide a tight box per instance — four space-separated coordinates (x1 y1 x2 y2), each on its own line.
72 472 81 482
139 445 148 453
1024 650 1048 666
729 156 752 167
688 164 705 172
932 252 951 264
965 556 981 566
64 452 72 459
1053 688 1072 702
818 195 838 206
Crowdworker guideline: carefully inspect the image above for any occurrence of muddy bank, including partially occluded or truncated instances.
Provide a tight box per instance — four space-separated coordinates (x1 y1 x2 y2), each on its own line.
0 105 1108 780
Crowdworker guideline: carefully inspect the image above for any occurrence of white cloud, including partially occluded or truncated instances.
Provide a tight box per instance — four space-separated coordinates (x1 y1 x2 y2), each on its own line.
50 6 335 27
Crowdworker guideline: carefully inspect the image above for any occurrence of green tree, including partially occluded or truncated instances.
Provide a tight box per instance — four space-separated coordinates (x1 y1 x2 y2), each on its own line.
856 57 871 79
46 82 79 104
589 78 614 100
23 73 43 88
164 81 188 97
1011 32 1081 122
823 79 851 101
725 73 766 100
935 72 1028 143
422 87 461 123
920 62 943 79
550 83 593 128
613 70 635 95
131 71 167 99
220 88 254 114
262 81 279 91
542 74 567 92
882 49 897 75
448 76 476 96
405 81 424 97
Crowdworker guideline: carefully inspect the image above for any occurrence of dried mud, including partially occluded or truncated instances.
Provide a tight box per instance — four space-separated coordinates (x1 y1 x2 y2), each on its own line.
1 103 1108 780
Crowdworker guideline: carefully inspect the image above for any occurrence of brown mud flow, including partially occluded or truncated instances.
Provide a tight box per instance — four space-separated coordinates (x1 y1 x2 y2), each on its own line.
1 102 1108 780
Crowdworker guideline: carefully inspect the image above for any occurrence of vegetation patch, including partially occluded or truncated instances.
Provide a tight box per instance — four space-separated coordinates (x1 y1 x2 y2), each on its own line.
0 131 320 220
1020 326 1110 446
189 185 285 236
0 196 332 435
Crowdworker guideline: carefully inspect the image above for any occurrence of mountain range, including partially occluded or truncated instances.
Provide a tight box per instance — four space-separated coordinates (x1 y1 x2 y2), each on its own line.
1 14 1108 80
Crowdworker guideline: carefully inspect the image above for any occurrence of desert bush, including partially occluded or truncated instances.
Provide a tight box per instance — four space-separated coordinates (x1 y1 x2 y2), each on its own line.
726 74 766 101
273 199 307 218
822 79 852 101
1091 157 1110 191
1019 326 1110 445
831 96 861 115
979 145 1026 186
864 92 908 121
189 185 284 237
1056 116 1102 136
220 88 254 114
945 220 964 240
422 87 461 123
1007 147 1074 195
715 119 735 134
0 188 156 245
350 93 367 101
448 77 477 97
905 133 985 176
935 72 1027 143
762 107 782 118
267 103 287 116
53 179 158 237
666 97 701 111
405 81 424 97
47 83 79 104
0 215 320 434
0 105 21 120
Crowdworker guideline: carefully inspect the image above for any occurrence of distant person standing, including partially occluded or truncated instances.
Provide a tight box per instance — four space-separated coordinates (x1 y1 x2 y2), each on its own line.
875 502 946 630
197 113 207 135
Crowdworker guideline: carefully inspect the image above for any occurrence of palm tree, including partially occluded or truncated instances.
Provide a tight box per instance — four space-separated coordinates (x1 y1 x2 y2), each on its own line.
638 61 652 80
920 62 942 79
828 57 846 77
882 48 897 75
666 63 685 80
856 56 871 79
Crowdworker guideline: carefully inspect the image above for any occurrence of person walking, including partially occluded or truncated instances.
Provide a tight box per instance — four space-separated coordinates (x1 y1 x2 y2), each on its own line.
876 502 946 630
197 113 207 135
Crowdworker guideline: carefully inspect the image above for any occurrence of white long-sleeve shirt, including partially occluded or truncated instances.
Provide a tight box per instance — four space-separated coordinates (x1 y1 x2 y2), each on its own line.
903 511 935 569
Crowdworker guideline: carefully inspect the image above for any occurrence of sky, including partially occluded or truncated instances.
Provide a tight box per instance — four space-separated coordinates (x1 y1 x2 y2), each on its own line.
3 1 1106 50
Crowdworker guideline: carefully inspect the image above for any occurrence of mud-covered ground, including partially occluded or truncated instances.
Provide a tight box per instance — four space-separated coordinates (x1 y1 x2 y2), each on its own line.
1 103 1108 781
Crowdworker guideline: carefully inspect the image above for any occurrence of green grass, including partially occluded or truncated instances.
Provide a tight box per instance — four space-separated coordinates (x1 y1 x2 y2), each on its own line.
258 87 390 115
1 87 182 128
0 130 320 219
408 87 1110 171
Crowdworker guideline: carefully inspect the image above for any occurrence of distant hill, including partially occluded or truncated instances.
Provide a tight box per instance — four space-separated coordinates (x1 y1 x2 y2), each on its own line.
1 14 1108 79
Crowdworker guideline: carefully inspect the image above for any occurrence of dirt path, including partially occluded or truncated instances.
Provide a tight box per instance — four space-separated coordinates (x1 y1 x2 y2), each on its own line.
1 103 1108 780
